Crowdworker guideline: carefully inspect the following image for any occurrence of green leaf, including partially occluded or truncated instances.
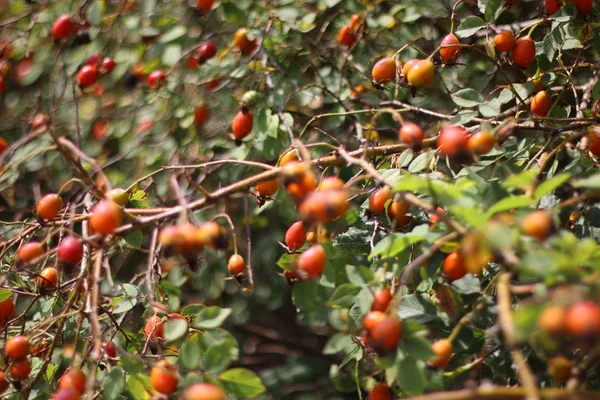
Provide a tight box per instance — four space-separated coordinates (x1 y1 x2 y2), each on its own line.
45 364 56 383
124 230 143 249
370 231 425 260
486 196 535 217
194 306 231 329
345 265 374 286
181 304 205 318
396 356 426 395
104 367 126 400
398 294 439 323
328 283 361 308
0 290 11 302
482 0 504 22
127 374 152 400
219 368 266 398
276 253 298 270
534 173 571 200
573 173 600 189
478 98 502 117
455 16 486 38
87 1 103 26
180 338 202 369
408 150 436 173
450 110 477 125
162 44 182 67
452 88 484 108
163 318 188 342
158 26 187 43
400 334 435 361
204 340 235 374
121 354 145 374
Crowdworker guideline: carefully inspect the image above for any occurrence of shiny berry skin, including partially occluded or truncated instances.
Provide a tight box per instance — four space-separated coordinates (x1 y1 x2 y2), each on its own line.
0 298 15 325
437 126 469 158
564 301 600 338
59 368 86 395
363 311 386 333
285 221 307 251
232 110 253 139
39 267 59 290
279 149 300 166
144 315 165 342
337 25 356 47
102 340 117 358
2 135 13 153
401 59 420 77
369 187 392 215
51 388 80 400
548 356 574 382
194 105 210 126
84 53 102 67
588 130 600 156
370 315 402 351
147 70 166 89
283 162 318 199
443 252 467 282
428 339 453 368
512 36 536 69
371 57 396 84
371 288 392 312
5 335 29 359
17 241 44 263
197 0 215 11
521 210 554 240
297 245 326 277
387 200 411 227
77 65 99 88
399 122 424 147
227 254 246 275
255 178 279 197
100 57 116 74
546 0 562 13
151 360 179 394
299 189 348 223
537 305 566 335
31 113 50 131
407 59 435 88
106 188 129 206
10 359 31 381
531 90 552 117
439 33 461 64
572 0 593 13
318 176 345 191
0 75 5 94
0 372 9 395
370 383 391 400
233 28 257 54
51 15 74 40
494 31 515 53
196 221 229 249
36 193 63 220
89 200 122 235
468 130 495 155
183 383 226 400
199 41 217 60
57 236 84 266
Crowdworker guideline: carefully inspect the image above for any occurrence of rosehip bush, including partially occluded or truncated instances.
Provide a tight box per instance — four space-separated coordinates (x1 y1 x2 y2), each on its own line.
0 0 599 399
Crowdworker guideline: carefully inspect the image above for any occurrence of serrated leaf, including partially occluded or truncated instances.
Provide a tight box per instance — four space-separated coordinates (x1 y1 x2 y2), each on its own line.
408 150 435 173
455 16 486 38
87 1 103 26
219 368 266 398
163 318 188 342
158 26 187 43
534 173 571 200
573 173 600 189
486 196 535 217
482 0 504 21
370 232 425 260
105 367 126 400
124 230 143 249
0 290 11 302
478 98 502 118
328 283 361 308
398 294 439 323
204 340 235 373
452 88 483 108
180 338 202 369
194 306 231 329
